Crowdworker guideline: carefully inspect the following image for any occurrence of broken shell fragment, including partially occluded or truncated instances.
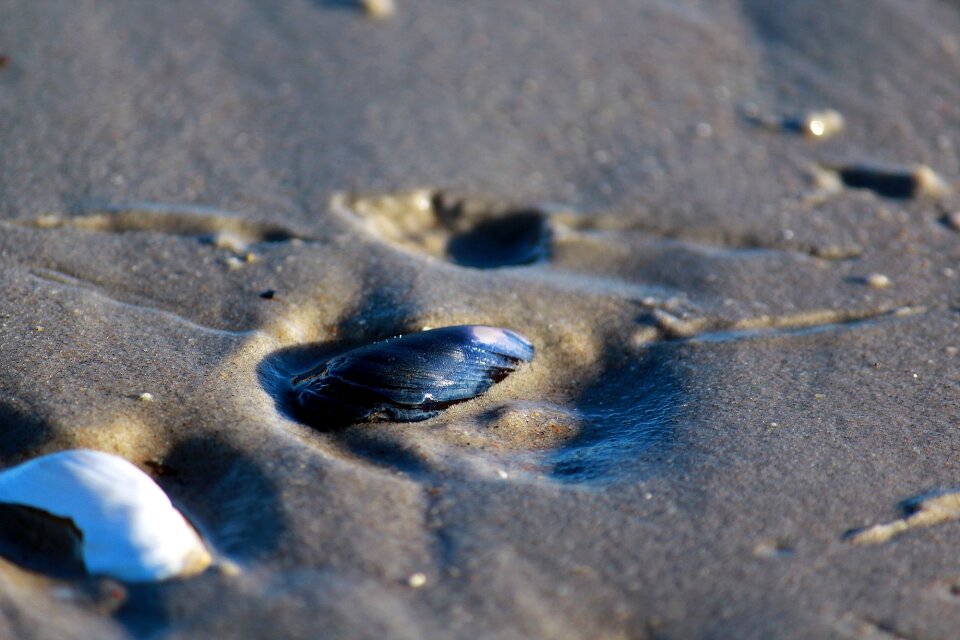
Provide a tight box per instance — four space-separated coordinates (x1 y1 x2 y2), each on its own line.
292 325 535 428
744 107 844 140
832 162 950 199
0 450 211 582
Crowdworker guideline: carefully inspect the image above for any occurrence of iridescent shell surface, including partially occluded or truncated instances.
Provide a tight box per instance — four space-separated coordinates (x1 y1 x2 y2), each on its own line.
292 325 535 428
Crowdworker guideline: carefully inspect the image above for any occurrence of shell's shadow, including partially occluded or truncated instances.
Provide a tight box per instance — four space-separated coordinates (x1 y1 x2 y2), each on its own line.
547 343 683 484
0 400 55 463
258 340 343 431
156 436 286 562
116 436 286 637
257 339 438 476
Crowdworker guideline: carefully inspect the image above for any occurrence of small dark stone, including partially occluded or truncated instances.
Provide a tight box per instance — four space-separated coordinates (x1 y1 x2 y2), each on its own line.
259 289 276 299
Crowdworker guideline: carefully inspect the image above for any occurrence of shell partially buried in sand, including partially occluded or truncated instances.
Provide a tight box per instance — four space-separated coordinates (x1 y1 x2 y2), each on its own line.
0 450 211 582
292 325 535 429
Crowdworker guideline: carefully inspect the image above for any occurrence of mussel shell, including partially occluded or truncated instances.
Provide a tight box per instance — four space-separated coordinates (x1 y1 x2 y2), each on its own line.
0 449 211 582
291 325 534 427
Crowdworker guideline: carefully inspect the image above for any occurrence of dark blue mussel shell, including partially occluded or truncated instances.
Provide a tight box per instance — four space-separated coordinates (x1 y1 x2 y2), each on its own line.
291 325 534 428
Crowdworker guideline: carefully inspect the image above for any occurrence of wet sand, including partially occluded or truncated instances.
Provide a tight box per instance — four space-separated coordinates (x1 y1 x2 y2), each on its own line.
2 0 960 637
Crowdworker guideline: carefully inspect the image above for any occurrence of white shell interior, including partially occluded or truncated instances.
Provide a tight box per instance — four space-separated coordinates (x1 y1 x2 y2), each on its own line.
0 449 210 582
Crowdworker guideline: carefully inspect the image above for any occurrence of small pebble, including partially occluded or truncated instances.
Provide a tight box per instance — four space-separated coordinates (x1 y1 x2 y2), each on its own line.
407 572 427 588
362 0 395 19
695 122 713 138
747 107 843 139
138 393 155 403
866 273 892 289
212 232 249 254
811 243 864 260
753 540 794 558
801 109 844 139
893 305 923 317
259 289 276 300
913 165 950 198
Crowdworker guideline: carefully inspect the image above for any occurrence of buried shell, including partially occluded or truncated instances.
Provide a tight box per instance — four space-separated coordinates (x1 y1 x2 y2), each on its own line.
0 449 211 582
291 325 534 428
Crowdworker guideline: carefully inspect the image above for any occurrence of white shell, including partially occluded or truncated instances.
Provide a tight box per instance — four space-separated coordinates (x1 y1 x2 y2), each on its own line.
0 449 211 582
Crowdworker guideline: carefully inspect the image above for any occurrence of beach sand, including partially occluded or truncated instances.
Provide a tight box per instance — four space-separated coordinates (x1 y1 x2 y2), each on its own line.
2 0 960 637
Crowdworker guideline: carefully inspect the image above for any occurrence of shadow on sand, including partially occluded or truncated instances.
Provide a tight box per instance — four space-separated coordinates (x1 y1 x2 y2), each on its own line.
547 342 684 485
116 436 286 636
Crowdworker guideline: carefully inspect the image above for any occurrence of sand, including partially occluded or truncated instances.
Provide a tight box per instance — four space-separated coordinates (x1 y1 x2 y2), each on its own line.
2 0 960 637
